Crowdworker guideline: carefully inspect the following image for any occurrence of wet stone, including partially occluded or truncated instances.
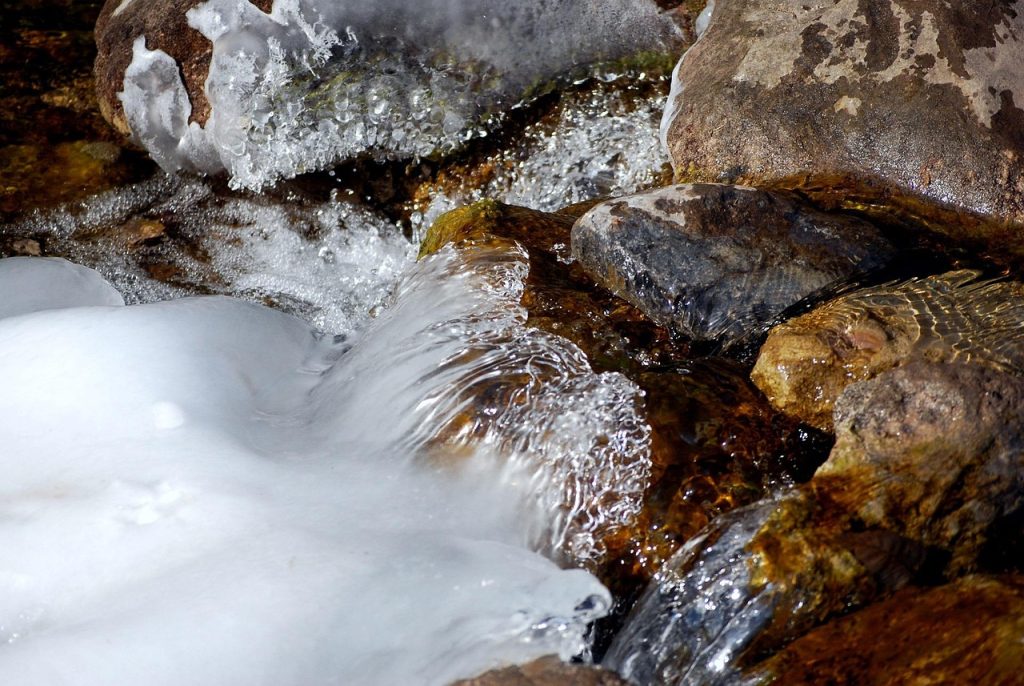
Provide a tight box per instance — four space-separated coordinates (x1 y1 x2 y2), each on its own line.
747 575 1024 685
600 358 816 590
450 656 629 686
752 269 1024 431
603 494 896 686
606 360 1024 685
663 0 1024 255
571 183 894 343
420 199 693 376
820 360 1024 573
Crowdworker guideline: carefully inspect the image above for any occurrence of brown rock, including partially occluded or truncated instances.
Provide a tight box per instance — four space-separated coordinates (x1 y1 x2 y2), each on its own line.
607 361 1024 684
93 0 272 137
820 360 1024 572
751 269 1024 431
571 183 894 342
450 656 628 686
663 0 1024 255
748 575 1024 686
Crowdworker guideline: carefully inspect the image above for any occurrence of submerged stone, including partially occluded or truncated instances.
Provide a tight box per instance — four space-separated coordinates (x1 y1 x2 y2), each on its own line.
0 1 155 221
752 269 1024 431
601 358 814 589
606 361 1024 684
571 183 894 342
747 575 1024 685
662 0 1024 255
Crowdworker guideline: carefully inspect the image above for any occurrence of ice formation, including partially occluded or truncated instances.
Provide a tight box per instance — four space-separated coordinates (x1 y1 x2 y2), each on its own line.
414 79 671 236
118 0 682 188
0 245 651 683
7 176 415 333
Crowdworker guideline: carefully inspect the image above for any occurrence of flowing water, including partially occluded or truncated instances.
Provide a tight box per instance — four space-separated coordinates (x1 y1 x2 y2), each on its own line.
0 0 808 683
0 238 650 684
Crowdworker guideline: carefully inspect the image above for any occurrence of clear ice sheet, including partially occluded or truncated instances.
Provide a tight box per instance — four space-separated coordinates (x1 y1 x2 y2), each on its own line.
0 242 651 683
118 0 682 189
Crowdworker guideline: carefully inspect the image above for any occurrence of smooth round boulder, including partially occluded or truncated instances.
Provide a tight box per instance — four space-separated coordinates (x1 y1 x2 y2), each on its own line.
663 0 1024 253
748 575 1024 685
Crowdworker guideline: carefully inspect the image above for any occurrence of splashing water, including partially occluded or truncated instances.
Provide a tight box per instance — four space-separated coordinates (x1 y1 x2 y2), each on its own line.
414 79 671 237
0 238 650 683
6 176 415 334
119 0 682 189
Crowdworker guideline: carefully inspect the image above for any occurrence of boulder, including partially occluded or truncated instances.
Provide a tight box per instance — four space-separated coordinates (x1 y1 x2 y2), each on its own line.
821 360 1024 572
571 183 894 342
94 0 245 137
606 361 1024 684
663 0 1024 253
748 575 1024 685
752 269 1024 431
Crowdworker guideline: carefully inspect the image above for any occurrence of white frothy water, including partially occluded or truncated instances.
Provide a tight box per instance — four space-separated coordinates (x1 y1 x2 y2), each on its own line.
0 243 650 683
118 0 682 189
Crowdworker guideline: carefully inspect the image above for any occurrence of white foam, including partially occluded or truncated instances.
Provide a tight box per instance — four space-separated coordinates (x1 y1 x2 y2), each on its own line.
0 248 650 683
416 82 670 237
0 257 124 319
5 177 415 335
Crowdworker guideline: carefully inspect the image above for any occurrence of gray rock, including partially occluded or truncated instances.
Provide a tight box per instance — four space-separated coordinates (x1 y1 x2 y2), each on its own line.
570 183 894 342
662 0 1024 253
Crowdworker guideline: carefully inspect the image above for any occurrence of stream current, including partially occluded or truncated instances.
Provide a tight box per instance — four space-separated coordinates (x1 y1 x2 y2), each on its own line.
0 238 651 684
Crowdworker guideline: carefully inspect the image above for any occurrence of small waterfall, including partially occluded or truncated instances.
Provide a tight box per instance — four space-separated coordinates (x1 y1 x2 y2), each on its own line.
0 242 650 684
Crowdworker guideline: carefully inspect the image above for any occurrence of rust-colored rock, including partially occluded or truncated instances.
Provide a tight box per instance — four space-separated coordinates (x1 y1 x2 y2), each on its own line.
663 0 1024 255
748 575 1024 686
751 270 1024 431
93 0 272 136
450 656 628 686
607 361 1024 684
820 360 1024 572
